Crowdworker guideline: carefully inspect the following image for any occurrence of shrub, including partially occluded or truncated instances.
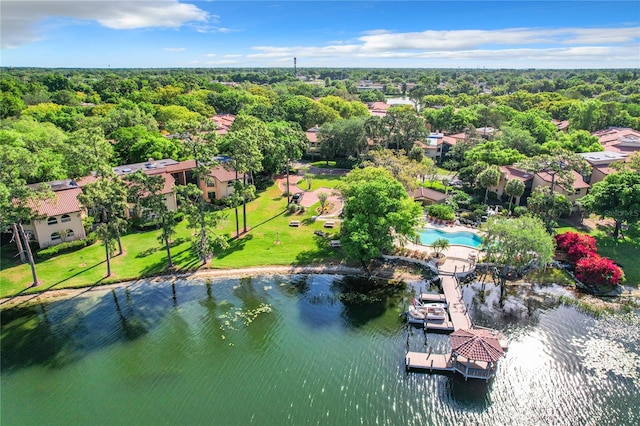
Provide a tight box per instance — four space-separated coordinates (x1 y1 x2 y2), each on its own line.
575 254 624 287
511 206 528 217
36 232 98 259
555 231 597 262
427 204 455 221
173 212 185 222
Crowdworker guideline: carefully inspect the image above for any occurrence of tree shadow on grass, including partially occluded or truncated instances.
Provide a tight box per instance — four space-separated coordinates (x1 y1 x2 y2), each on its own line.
215 234 253 260
0 260 109 308
135 237 189 258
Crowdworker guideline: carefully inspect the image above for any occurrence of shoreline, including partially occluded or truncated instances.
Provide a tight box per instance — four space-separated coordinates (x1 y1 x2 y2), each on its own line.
0 261 433 309
0 264 373 309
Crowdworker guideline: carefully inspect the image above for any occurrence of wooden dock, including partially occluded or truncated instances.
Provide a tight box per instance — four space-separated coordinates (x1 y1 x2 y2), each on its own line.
405 352 497 380
405 274 505 381
418 293 447 303
405 352 453 372
440 275 472 331
424 320 454 332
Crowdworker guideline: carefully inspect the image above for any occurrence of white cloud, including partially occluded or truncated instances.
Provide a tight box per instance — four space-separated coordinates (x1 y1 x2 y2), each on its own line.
247 26 640 68
163 47 186 52
1 0 209 49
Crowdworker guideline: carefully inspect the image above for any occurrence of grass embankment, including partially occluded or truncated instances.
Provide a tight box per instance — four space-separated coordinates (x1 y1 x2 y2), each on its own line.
556 219 640 287
0 178 344 299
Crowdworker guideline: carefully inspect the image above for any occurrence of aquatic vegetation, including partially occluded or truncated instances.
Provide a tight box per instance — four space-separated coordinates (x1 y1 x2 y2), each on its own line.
217 303 273 331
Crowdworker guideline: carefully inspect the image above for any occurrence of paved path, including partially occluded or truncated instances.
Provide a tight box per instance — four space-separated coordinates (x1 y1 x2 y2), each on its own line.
276 174 343 217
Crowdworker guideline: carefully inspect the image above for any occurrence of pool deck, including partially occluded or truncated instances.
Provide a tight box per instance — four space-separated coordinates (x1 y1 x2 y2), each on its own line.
410 222 484 275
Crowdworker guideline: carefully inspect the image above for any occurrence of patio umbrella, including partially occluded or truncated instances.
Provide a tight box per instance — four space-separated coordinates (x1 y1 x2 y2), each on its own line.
449 328 505 363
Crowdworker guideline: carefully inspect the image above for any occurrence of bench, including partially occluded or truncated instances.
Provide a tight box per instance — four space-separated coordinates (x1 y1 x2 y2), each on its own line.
324 221 335 228
289 220 301 227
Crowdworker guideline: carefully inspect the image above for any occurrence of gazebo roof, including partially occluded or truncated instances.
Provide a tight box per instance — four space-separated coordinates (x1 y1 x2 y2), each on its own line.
450 328 505 363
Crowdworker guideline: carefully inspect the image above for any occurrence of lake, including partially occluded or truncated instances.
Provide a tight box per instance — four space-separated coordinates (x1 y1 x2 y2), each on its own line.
1 274 639 425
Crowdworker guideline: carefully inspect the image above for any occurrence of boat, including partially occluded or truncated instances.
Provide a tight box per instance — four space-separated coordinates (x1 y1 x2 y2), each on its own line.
405 300 448 324
423 303 447 321
406 305 427 324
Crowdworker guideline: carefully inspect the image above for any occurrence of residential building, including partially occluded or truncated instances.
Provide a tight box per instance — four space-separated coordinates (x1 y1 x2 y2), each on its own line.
412 187 449 205
211 114 236 136
579 151 628 184
593 127 640 155
367 102 390 117
18 158 241 248
494 166 534 206
305 126 320 156
22 180 87 249
532 169 590 202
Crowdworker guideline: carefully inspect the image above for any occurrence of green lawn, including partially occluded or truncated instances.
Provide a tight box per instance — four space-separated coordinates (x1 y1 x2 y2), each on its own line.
308 160 337 168
293 174 343 191
556 220 640 287
0 180 344 299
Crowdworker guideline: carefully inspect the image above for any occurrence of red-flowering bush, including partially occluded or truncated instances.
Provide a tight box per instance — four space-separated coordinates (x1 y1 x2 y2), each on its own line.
555 232 598 262
566 243 596 263
575 254 624 287
555 232 597 254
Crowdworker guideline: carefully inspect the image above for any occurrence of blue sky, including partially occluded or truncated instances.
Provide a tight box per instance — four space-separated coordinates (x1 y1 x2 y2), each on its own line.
2 1 639 68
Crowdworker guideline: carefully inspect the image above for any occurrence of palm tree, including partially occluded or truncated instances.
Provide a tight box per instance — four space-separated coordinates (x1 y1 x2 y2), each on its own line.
504 178 525 212
432 237 450 257
477 165 501 204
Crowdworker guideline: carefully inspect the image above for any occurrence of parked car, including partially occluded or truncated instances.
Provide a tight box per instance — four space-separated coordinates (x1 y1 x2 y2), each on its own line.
292 192 303 203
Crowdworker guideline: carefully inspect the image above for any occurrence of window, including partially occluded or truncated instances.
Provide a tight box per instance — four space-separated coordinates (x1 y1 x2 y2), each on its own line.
63 229 74 239
47 216 58 225
208 191 216 200
227 181 235 188
51 232 61 241
61 214 71 223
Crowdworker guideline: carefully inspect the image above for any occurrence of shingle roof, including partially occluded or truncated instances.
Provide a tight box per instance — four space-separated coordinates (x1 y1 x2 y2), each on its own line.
412 187 448 202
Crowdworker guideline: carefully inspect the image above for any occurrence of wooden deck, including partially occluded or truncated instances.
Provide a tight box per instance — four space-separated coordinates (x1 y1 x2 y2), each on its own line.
424 320 454 332
418 293 447 303
440 275 472 331
405 352 496 380
405 352 453 372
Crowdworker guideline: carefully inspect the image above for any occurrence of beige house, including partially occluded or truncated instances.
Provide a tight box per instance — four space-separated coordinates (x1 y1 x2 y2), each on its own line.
532 169 590 202
494 166 534 206
494 165 590 204
412 187 449 205
23 180 87 248
19 158 240 248
305 126 321 156
579 151 628 184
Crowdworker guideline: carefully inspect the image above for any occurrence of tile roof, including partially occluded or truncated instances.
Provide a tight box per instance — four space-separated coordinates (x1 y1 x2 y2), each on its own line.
211 114 236 135
500 166 534 182
536 169 590 190
306 126 319 142
29 187 83 217
450 328 504 363
210 165 240 182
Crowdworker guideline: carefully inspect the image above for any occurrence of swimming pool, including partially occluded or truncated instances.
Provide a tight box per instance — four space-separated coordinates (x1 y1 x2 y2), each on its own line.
417 228 482 247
